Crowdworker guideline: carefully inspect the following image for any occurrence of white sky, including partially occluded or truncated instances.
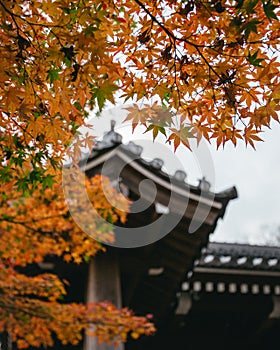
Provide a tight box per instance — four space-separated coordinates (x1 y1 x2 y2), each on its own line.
209 121 280 245
90 106 280 246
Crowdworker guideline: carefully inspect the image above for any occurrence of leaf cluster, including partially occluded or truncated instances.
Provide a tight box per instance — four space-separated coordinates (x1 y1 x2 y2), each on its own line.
0 0 279 186
0 174 154 348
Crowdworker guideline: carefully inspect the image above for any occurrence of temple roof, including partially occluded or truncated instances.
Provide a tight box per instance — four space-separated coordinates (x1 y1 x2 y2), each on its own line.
179 242 280 297
81 121 238 204
197 242 280 272
80 121 238 323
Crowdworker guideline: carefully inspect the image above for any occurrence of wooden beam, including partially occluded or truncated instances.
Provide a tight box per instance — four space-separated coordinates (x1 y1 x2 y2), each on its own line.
84 250 124 350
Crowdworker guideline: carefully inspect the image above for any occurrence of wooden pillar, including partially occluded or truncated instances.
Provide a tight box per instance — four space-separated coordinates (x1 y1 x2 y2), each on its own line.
84 250 124 350
269 296 280 318
175 292 192 315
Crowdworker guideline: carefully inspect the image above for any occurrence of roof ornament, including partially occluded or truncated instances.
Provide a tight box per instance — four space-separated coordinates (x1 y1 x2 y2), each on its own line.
198 176 211 192
124 141 143 156
94 120 122 149
173 170 187 182
111 119 116 132
150 158 164 170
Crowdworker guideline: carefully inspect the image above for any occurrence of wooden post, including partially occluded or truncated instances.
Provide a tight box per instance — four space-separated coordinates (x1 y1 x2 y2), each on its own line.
84 250 124 350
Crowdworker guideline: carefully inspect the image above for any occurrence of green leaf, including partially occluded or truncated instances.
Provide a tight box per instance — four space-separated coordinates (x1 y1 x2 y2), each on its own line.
247 51 265 67
0 166 13 183
242 19 261 39
235 0 244 9
143 124 167 139
262 0 279 20
245 0 260 13
83 255 91 263
85 25 95 37
42 174 56 190
91 83 118 110
29 168 43 184
1 22 13 31
63 56 72 67
163 91 170 102
47 69 60 84
15 178 29 194
144 124 155 133
182 126 195 139
13 135 23 149
2 213 14 221
158 126 167 136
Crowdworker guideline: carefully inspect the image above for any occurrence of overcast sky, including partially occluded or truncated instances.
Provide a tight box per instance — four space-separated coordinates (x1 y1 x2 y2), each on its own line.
208 121 280 245
203 121 280 245
91 106 280 246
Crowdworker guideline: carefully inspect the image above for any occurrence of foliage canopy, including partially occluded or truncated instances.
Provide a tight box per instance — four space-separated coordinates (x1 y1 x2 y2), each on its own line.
0 0 279 187
0 174 154 348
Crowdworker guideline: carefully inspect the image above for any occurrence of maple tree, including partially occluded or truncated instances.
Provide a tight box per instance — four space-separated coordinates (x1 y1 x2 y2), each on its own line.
0 0 279 346
0 173 155 348
0 0 279 188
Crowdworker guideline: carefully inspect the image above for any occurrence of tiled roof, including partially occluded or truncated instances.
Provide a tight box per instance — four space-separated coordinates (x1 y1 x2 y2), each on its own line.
80 121 238 322
197 242 280 271
82 121 238 202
